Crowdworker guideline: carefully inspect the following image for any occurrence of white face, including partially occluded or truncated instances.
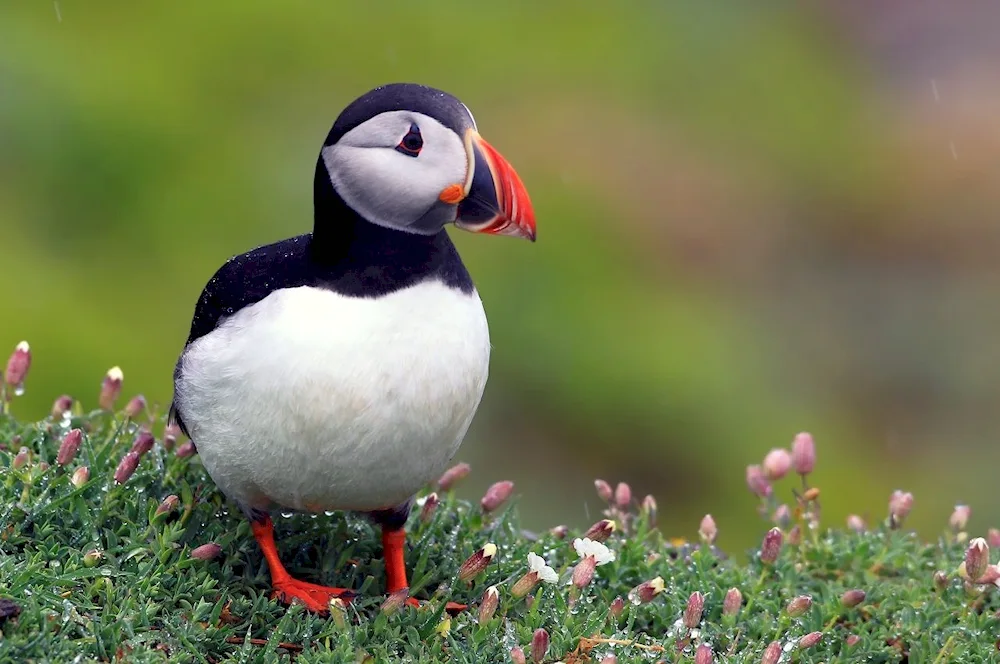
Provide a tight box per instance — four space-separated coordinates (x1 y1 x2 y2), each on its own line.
321 111 470 234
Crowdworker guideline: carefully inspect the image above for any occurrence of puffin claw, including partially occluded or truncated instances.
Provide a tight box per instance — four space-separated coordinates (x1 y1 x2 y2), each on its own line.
271 578 356 614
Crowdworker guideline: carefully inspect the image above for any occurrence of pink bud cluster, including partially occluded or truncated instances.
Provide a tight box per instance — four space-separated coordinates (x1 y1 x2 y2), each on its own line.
746 432 816 500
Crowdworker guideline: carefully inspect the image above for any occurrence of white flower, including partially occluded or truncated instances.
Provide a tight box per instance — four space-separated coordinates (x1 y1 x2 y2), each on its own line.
572 537 615 565
527 552 558 584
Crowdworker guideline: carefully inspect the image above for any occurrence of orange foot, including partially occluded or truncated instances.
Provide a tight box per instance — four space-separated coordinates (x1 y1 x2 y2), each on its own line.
398 595 468 614
271 578 356 614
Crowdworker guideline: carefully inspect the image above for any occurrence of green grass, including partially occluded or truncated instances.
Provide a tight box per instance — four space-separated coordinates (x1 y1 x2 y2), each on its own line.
1 401 998 663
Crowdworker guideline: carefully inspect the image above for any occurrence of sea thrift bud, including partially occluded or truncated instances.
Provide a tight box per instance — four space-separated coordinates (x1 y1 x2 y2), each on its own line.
162 422 180 451
949 504 971 532
888 490 914 526
694 644 713 664
965 537 989 582
802 487 820 502
51 395 74 418
798 632 823 649
124 394 147 419
609 596 626 619
82 549 103 567
38 461 49 472
176 441 196 458
745 464 772 497
510 647 526 664
786 594 812 617
190 542 222 560
114 451 140 484
762 448 792 480
614 481 631 509
988 528 1000 549
594 479 613 502
582 519 616 542
71 466 90 487
759 527 783 564
436 462 470 490
840 589 866 608
478 585 499 623
156 494 180 517
772 504 791 529
458 543 496 582
698 514 717 544
641 494 657 521
99 366 124 410
846 514 866 533
419 492 439 522
787 525 802 546
480 480 514 512
627 576 664 604
549 524 569 539
131 430 155 456
380 588 408 615
722 587 742 616
13 446 29 469
979 565 1000 584
572 554 597 588
530 628 549 663
56 428 83 466
845 634 860 647
761 641 781 664
601 656 618 664
683 591 704 628
933 570 949 590
4 341 31 389
790 432 816 474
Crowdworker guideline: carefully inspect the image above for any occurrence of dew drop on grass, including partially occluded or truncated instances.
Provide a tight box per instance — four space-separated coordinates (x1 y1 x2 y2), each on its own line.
324 511 335 517
13 384 25 396
280 511 294 519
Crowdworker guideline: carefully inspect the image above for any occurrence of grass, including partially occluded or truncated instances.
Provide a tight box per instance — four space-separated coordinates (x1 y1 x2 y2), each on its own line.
1 385 999 662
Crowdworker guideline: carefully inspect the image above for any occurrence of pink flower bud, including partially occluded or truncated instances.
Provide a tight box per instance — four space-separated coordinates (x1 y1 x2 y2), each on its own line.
419 492 439 523
627 576 664 605
71 466 90 487
37 461 49 472
722 587 742 616
641 494 657 522
480 480 514 513
762 448 792 480
760 527 783 564
380 588 408 614
761 641 781 664
51 395 74 418
949 504 971 532
176 441 196 458
510 647 526 664
163 422 180 451
840 589 866 608
786 594 812 617
787 524 802 546
511 570 540 599
683 591 704 628
594 479 613 502
694 644 713 664
549 524 569 539
130 430 155 457
156 494 180 517
98 367 124 410
4 341 31 390
979 565 1000 584
458 543 496 582
965 537 990 583
124 394 147 419
933 570 949 590
846 514 866 533
530 628 549 663
790 432 816 474
745 464 772 498
614 482 631 509
798 632 823 649
13 446 29 469
56 428 83 466
888 490 914 527
609 596 625 619
601 656 618 664
583 519 616 543
989 528 1000 549
436 462 470 490
190 542 222 560
698 514 717 544
845 634 860 647
478 585 499 623
772 504 791 529
113 451 140 484
572 555 597 589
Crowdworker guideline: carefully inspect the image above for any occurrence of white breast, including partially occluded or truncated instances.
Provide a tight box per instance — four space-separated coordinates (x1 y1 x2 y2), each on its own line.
174 279 490 513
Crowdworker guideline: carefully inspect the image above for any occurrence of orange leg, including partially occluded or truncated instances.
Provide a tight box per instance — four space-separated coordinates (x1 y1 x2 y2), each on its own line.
252 517 355 614
381 526 467 614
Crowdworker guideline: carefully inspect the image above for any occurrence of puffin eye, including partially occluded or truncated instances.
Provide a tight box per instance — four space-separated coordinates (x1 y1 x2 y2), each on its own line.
395 124 423 157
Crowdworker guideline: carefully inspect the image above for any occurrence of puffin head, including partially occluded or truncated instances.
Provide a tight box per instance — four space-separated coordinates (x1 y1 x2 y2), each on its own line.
318 83 536 241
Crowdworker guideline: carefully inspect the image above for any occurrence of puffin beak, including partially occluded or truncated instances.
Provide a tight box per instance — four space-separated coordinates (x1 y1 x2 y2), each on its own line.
451 129 536 242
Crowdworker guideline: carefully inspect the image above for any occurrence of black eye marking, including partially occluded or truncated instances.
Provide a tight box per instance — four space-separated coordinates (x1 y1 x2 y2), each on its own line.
395 123 423 157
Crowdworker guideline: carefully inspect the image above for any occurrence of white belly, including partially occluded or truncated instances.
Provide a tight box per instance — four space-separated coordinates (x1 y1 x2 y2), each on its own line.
175 280 490 512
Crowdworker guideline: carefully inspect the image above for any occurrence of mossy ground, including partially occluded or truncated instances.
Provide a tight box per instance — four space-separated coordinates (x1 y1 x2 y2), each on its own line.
1 405 998 663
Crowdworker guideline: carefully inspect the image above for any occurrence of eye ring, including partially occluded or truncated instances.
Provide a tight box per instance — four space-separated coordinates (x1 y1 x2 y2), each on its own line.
395 123 423 157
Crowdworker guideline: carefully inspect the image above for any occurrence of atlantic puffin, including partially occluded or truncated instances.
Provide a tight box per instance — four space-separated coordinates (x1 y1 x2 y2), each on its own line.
169 83 535 613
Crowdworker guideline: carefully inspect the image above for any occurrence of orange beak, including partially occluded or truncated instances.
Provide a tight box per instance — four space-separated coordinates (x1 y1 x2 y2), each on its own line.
451 130 536 242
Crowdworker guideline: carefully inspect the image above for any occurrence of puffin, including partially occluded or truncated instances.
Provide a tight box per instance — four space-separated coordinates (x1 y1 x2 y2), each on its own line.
169 83 535 614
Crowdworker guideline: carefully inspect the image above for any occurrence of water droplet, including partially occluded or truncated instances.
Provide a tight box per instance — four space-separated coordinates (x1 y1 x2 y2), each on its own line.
280 511 294 519
13 384 24 397
324 511 336 517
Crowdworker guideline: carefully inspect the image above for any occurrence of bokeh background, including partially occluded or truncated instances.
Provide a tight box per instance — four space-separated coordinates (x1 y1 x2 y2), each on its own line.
3 1 999 555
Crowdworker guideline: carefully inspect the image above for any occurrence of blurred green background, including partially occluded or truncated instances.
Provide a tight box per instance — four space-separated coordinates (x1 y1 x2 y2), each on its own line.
4 1 999 554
